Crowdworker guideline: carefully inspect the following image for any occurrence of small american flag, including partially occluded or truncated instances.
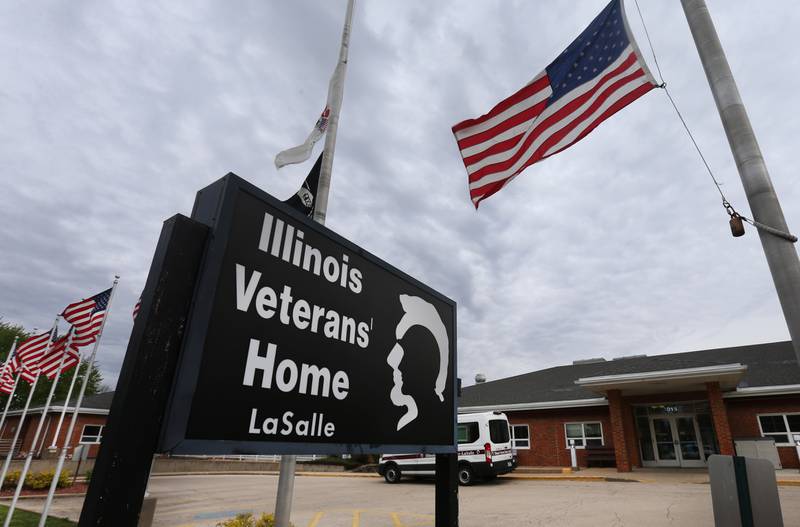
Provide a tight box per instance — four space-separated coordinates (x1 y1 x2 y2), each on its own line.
0 369 14 394
36 332 80 380
132 296 141 320
452 0 656 207
11 330 53 381
62 288 112 348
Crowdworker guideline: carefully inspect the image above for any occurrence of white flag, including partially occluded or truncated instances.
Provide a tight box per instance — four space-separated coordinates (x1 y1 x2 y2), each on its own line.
275 64 344 169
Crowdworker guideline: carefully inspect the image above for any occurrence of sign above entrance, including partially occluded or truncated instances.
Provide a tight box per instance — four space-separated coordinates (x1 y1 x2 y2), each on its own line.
158 174 457 455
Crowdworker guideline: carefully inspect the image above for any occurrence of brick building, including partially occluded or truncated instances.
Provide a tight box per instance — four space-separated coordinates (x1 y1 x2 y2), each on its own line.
459 341 800 472
0 391 112 460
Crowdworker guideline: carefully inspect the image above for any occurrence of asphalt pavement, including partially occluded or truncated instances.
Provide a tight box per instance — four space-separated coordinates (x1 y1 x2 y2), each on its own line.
10 473 800 526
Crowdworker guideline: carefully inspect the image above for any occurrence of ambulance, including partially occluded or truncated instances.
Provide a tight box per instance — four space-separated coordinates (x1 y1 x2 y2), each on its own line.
378 411 516 485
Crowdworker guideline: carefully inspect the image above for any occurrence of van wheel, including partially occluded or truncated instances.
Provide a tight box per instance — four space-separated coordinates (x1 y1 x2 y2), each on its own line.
457 465 474 486
384 464 401 483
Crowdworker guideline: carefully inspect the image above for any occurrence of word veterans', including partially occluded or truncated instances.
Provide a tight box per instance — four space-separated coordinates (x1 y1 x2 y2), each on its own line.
249 409 335 438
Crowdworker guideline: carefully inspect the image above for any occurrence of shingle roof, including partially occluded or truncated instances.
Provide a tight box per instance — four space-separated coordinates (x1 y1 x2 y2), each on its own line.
459 341 800 408
53 390 114 411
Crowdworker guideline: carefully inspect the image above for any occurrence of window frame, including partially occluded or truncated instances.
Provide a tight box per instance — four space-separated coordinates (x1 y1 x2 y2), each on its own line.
564 421 604 450
510 424 531 450
457 422 480 445
79 424 104 444
757 413 800 446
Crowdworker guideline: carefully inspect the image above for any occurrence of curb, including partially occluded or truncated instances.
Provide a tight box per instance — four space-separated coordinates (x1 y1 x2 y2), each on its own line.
150 471 376 478
0 493 87 501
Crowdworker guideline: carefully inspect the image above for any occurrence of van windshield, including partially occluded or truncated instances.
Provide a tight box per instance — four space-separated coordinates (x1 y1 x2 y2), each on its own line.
489 419 510 443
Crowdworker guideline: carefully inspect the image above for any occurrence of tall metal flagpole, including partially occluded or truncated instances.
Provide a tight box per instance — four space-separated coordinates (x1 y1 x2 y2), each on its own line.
680 0 800 364
3 327 76 527
39 277 119 526
0 317 59 490
275 2 354 526
311 0 354 226
48 351 81 450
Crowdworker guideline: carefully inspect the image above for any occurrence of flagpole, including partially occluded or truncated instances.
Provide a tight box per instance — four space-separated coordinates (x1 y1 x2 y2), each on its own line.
39 277 119 526
4 326 75 526
0 337 20 435
311 0 354 226
680 0 800 364
47 351 82 450
0 372 22 441
275 3 354 526
0 317 59 490
0 336 19 383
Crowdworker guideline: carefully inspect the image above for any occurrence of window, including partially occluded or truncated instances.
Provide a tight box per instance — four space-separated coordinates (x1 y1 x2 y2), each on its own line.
758 414 800 445
80 425 104 444
489 419 510 443
457 422 480 444
511 424 530 449
564 422 603 448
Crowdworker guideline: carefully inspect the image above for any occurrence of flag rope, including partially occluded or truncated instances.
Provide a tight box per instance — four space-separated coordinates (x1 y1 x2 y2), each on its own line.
632 0 797 243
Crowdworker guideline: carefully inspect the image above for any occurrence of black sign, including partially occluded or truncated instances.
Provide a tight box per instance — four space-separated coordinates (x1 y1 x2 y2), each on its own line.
159 175 457 455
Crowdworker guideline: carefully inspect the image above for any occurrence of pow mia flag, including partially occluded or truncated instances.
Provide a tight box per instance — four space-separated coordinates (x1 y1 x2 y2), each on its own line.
282 153 322 218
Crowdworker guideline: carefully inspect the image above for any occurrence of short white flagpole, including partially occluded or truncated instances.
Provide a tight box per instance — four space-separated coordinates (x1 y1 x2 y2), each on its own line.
3 327 76 527
39 277 119 526
276 3 355 526
0 336 19 383
0 336 20 435
47 350 82 450
0 317 59 491
0 371 23 440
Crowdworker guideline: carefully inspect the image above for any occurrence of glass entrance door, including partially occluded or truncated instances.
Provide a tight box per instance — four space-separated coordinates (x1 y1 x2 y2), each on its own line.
674 416 705 467
648 416 706 467
651 417 680 467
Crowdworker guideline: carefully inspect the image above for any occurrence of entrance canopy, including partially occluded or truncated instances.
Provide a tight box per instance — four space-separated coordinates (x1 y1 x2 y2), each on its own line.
575 364 747 396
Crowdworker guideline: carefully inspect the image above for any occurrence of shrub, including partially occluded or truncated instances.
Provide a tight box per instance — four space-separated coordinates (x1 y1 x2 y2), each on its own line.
85 468 92 481
217 513 290 527
3 470 20 488
17 470 70 490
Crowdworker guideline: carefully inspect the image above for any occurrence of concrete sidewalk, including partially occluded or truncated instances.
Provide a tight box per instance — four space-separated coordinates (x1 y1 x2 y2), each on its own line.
504 466 800 486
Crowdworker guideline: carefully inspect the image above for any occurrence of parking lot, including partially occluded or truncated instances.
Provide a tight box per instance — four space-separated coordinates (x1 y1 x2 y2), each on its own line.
11 472 800 526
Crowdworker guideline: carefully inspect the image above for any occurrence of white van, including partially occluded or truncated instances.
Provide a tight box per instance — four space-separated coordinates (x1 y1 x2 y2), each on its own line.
378 411 516 485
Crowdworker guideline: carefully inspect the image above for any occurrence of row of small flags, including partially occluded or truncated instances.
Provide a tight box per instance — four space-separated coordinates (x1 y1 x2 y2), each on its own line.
0 288 111 394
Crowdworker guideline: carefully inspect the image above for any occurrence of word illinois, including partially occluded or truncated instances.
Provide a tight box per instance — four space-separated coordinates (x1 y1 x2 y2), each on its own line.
259 212 363 294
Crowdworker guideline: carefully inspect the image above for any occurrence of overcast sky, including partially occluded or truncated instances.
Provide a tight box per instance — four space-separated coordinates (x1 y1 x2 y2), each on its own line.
1 0 798 389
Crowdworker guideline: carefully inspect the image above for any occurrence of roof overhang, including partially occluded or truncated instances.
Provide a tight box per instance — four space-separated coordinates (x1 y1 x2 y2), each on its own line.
724 384 800 399
459 397 608 414
575 363 747 396
4 406 109 417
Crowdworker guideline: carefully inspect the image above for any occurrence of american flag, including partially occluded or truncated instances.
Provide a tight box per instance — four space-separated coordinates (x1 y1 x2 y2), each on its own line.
12 330 53 381
62 288 112 348
132 296 141 320
0 368 14 394
36 332 80 380
452 0 656 207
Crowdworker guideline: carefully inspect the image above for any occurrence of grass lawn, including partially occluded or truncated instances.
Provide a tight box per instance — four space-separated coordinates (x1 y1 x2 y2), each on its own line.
0 505 75 526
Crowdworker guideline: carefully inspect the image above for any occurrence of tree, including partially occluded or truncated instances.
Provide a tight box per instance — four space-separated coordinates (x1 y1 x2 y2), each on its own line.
0 319 104 410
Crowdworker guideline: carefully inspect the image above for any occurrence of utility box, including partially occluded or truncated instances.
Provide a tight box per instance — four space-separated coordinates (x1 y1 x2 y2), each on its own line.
734 438 782 469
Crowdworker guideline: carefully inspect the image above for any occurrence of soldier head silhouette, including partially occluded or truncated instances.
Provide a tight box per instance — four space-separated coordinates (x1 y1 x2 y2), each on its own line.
386 294 449 431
